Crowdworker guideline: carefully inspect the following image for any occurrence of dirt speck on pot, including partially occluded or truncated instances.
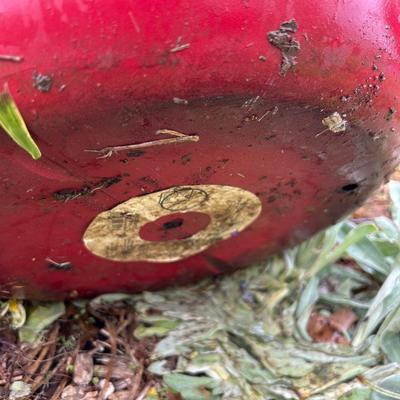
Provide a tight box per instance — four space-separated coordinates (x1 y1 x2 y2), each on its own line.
32 73 53 92
267 18 300 76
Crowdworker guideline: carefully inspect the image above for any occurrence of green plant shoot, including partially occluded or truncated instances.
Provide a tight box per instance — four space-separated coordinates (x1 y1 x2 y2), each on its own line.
0 83 41 159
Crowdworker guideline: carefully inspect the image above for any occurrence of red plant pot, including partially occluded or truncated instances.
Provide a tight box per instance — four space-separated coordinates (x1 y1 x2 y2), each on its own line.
0 0 399 299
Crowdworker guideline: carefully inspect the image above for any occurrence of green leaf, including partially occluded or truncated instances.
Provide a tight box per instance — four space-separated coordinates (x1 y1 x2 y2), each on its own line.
319 292 371 310
389 181 400 228
371 375 400 400
295 230 328 270
163 374 218 400
305 222 377 278
0 84 41 159
18 302 65 343
374 217 399 241
134 318 181 339
295 276 319 340
353 268 400 348
376 306 400 363
371 239 400 258
90 293 135 306
344 227 391 276
339 388 371 399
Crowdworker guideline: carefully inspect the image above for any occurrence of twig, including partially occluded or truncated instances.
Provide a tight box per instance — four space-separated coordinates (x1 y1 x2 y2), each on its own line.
30 340 58 392
25 343 51 378
85 129 199 158
26 325 59 382
315 123 345 137
170 37 190 53
315 127 331 137
127 364 143 398
0 55 23 62
45 258 71 270
170 43 190 53
49 376 68 400
4 352 17 399
98 322 117 400
136 383 153 400
116 313 135 336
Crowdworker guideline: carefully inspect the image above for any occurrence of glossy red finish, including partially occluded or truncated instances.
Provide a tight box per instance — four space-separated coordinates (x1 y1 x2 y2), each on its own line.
1 0 400 299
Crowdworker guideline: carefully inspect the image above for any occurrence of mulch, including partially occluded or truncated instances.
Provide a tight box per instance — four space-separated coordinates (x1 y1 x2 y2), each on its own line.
0 302 171 400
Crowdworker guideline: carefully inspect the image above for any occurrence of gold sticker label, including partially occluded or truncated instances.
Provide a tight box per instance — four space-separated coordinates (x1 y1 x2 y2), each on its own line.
83 185 262 263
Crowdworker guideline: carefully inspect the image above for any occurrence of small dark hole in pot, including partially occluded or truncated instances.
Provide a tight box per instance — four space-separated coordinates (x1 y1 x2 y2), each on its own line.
163 218 184 230
341 183 359 192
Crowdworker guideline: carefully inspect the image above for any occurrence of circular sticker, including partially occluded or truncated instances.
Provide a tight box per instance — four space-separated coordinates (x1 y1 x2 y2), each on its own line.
83 185 262 262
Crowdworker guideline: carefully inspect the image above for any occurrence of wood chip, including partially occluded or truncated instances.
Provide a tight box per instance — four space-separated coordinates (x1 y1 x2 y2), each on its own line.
99 379 115 399
73 353 94 386
61 385 85 399
109 391 131 400
113 377 133 391
329 308 358 333
93 364 133 380
307 308 358 344
82 391 99 400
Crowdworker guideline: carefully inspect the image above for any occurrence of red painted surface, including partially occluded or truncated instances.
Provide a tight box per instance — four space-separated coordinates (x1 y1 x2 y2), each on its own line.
0 0 400 299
